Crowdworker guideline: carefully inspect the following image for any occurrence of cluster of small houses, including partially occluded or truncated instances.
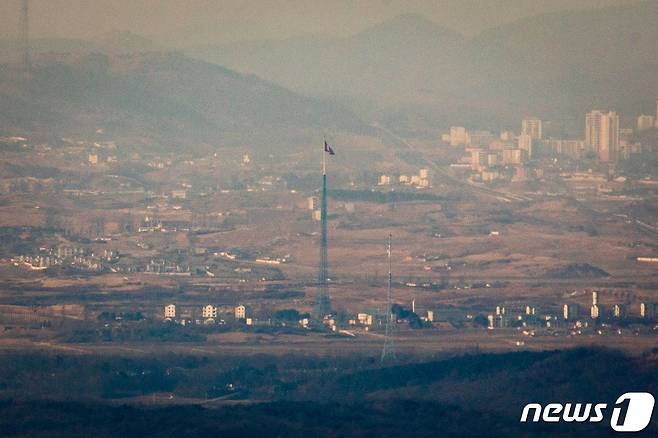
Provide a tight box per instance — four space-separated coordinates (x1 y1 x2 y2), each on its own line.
163 304 263 327
378 168 431 188
163 303 436 332
10 246 118 272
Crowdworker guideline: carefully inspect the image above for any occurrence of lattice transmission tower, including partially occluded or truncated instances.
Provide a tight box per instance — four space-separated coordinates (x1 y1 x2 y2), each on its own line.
381 233 397 363
314 144 331 320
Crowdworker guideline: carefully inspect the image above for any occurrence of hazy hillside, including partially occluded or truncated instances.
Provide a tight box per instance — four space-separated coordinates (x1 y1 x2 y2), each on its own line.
468 0 658 123
185 2 658 132
0 52 365 152
2 349 657 436
186 14 466 102
0 31 162 63
2 2 656 140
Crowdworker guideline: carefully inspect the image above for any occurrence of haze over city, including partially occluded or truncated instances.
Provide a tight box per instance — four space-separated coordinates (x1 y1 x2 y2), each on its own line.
1 0 658 436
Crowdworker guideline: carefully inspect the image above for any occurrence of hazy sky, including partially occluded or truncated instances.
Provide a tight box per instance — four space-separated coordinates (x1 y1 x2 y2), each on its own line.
0 0 643 44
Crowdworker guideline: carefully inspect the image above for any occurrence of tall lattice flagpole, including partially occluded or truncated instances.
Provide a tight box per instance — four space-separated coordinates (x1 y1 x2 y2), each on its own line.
381 233 397 363
315 139 331 320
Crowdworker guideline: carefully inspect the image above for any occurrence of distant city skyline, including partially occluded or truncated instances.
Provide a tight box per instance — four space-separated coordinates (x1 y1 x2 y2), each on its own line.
0 0 644 44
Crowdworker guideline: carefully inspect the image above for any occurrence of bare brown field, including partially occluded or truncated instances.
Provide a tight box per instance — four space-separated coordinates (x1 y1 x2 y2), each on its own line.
2 145 658 359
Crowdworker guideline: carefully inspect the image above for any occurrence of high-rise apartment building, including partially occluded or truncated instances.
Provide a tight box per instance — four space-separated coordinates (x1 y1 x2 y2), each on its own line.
307 196 319 210
613 304 626 319
522 118 542 140
640 303 655 320
590 291 600 319
467 130 495 148
202 305 217 319
450 126 467 146
637 114 655 131
563 303 579 320
586 110 619 162
517 134 533 159
164 304 176 319
470 149 487 171
502 148 526 165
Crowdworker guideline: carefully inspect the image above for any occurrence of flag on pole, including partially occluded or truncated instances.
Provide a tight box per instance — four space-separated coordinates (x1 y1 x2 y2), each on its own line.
324 141 335 155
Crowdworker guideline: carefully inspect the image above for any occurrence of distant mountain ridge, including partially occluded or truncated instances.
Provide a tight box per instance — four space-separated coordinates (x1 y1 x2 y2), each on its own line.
0 51 365 152
2 2 657 138
0 31 163 62
184 2 658 132
186 13 465 102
